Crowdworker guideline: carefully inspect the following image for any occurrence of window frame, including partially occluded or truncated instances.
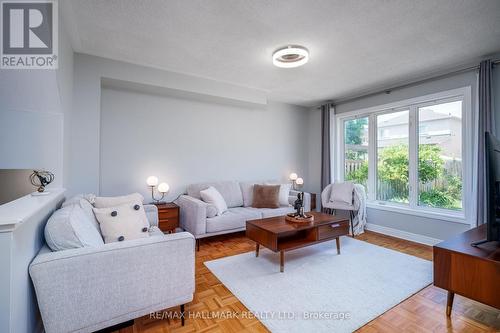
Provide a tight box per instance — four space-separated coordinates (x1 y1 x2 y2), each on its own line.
335 87 472 224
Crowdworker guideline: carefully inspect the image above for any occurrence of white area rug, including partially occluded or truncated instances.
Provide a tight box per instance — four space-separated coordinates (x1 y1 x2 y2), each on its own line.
205 237 432 333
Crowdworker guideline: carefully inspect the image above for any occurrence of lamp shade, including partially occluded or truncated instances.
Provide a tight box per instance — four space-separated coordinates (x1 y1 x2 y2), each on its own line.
289 173 298 181
146 176 159 187
295 177 304 185
158 182 170 193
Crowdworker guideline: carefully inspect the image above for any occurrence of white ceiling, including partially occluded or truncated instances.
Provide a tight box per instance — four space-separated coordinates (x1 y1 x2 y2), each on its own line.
63 0 500 107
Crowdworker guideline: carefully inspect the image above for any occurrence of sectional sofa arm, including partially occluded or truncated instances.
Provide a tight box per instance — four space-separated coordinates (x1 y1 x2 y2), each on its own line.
289 190 311 212
144 204 159 227
175 195 207 236
29 232 195 333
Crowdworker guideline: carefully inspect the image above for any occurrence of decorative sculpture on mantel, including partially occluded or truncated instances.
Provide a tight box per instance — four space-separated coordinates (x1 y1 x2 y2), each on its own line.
30 170 54 194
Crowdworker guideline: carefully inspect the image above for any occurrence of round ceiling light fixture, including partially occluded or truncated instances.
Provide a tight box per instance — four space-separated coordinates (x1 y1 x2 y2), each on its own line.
272 45 309 68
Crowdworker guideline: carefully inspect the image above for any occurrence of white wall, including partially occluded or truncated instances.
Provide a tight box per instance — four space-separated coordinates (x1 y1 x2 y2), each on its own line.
307 108 322 210
307 71 478 241
100 88 308 199
57 17 75 188
0 70 63 187
70 54 307 196
0 14 74 189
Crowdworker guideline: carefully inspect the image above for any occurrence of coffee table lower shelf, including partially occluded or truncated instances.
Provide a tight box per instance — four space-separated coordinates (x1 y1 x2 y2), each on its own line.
246 212 350 272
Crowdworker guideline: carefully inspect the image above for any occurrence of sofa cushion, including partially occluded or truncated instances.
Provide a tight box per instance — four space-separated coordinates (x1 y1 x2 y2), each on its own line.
200 186 228 216
239 181 262 207
45 204 104 251
93 202 150 244
265 183 292 206
94 193 144 209
62 194 100 231
252 185 280 208
259 206 295 218
187 181 243 208
62 193 96 207
206 207 262 233
206 204 218 218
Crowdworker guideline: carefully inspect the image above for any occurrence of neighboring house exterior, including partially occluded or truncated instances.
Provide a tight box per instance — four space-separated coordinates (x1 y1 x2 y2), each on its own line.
377 108 462 159
344 107 462 179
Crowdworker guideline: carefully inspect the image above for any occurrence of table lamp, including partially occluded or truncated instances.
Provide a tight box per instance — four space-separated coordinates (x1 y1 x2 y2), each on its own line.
146 176 169 204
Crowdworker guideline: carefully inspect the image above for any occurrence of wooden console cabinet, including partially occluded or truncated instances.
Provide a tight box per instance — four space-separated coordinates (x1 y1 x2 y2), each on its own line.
433 224 500 315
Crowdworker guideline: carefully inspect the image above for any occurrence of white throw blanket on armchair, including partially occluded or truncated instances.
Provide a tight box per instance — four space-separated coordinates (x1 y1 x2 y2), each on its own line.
321 183 367 236
351 185 367 235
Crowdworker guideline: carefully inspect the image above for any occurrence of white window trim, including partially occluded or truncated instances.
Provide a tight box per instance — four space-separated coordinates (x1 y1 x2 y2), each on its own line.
335 86 473 225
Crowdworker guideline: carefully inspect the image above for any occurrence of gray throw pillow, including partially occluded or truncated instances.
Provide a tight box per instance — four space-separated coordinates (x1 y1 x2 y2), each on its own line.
45 205 104 251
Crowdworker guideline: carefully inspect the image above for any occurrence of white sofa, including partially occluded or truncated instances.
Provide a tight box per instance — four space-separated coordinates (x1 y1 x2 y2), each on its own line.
29 196 195 333
175 180 311 244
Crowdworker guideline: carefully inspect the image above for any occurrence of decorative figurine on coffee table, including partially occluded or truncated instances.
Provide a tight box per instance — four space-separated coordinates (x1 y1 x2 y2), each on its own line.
293 192 305 217
285 177 313 223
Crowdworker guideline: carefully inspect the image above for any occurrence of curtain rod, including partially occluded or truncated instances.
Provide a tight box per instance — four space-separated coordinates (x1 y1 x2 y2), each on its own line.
316 59 500 109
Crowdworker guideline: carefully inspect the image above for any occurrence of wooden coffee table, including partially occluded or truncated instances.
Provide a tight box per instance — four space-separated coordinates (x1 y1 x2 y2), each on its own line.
246 211 350 272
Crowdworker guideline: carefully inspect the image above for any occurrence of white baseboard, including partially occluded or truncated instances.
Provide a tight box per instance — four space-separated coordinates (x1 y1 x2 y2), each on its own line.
365 223 442 246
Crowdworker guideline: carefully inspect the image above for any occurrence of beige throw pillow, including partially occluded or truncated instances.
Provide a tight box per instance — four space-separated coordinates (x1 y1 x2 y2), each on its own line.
94 193 149 227
93 201 150 244
252 185 280 208
200 186 228 216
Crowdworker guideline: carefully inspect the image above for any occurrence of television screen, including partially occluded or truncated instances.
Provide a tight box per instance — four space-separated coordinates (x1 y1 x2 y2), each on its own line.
485 132 500 242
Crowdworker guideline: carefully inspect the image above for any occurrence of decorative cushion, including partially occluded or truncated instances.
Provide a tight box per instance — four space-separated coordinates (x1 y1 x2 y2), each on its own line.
62 193 96 207
94 192 144 209
265 183 292 206
187 181 243 208
329 182 354 205
206 204 218 218
45 205 104 251
240 181 261 207
93 201 150 244
200 186 228 216
252 185 280 208
62 194 100 231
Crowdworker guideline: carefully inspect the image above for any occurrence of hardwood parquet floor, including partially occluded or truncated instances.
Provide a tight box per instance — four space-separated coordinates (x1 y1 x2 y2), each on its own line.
117 231 500 333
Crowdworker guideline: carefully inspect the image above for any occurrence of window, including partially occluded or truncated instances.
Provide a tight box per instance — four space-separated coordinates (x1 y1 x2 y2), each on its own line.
344 117 369 190
417 100 462 210
376 110 409 203
337 88 470 221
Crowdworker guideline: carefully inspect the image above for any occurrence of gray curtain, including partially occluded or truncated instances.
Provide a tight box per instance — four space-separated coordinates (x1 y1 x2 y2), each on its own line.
477 59 496 225
321 103 331 189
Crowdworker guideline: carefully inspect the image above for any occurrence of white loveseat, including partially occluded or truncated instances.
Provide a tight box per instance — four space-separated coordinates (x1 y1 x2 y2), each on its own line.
175 180 311 243
29 195 195 333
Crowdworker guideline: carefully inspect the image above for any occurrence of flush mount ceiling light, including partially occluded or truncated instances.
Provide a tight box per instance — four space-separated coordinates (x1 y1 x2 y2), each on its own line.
272 45 309 68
